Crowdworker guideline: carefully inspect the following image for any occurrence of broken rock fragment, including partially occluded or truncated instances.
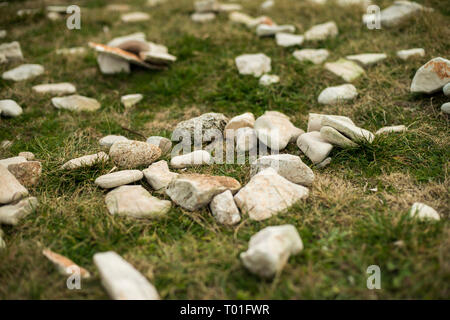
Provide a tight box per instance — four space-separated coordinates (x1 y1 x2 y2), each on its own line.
410 57 450 94
297 131 333 164
210 190 241 225
143 160 178 190
8 161 42 187
95 170 143 189
324 59 365 82
318 84 357 104
109 140 161 169
235 53 271 77
0 164 29 205
0 197 37 225
52 95 101 112
43 249 91 278
61 152 109 170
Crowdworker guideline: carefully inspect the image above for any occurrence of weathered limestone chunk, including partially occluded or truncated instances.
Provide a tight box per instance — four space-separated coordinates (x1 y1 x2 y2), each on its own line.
254 111 298 151
2 64 44 81
346 53 387 66
121 94 143 108
95 170 143 189
293 49 329 64
318 84 357 104
99 135 128 147
0 156 27 167
396 48 425 60
0 164 29 205
375 125 407 135
61 152 109 170
224 112 255 139
146 136 172 155
256 24 295 37
109 140 161 168
235 53 271 77
275 33 304 47
304 21 338 41
170 150 211 168
0 99 22 117
320 126 358 148
307 113 355 132
173 112 228 142
143 160 178 190
297 131 333 164
324 59 365 82
0 41 23 62
409 202 440 221
209 190 241 225
321 115 374 143
32 83 76 95
52 95 101 112
410 57 450 94
0 197 37 225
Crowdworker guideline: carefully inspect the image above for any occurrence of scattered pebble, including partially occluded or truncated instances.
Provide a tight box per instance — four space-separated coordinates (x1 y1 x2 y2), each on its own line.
259 74 279 86
0 197 37 225
32 83 76 95
396 48 425 60
410 57 450 94
316 157 332 168
1 140 12 149
56 47 87 56
375 125 407 135
346 53 387 66
0 99 22 117
256 24 295 37
43 249 91 278
143 160 178 190
109 140 161 169
441 102 450 114
61 152 109 170
297 131 333 164
304 21 338 41
0 228 5 249
324 59 365 82
235 53 271 77
373 1 432 28
99 135 129 148
95 170 144 189
293 48 329 64
261 0 275 10
18 152 35 160
443 83 450 96
170 150 211 168
52 95 101 112
224 112 255 139
2 64 44 81
0 30 6 38
121 94 143 108
409 202 440 221
318 84 357 104
210 190 241 225
0 41 23 62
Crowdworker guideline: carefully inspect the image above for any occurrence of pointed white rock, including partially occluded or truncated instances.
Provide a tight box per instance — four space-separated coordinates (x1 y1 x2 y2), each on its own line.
0 164 29 205
121 94 143 108
396 48 425 60
304 21 338 41
409 202 440 221
235 53 271 78
410 57 450 94
95 170 143 189
143 160 178 190
318 84 357 104
210 190 241 225
0 99 23 117
297 131 333 164
320 126 358 148
324 59 365 82
293 49 329 64
346 53 387 66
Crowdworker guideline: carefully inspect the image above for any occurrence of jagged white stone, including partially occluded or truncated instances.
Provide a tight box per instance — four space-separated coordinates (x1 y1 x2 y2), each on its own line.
235 53 271 77
320 126 358 148
304 21 338 41
307 113 355 132
324 59 365 82
0 165 29 205
297 131 333 164
346 53 387 66
210 190 241 225
396 48 425 60
143 160 178 190
409 202 440 221
318 84 357 104
410 57 450 94
293 49 329 64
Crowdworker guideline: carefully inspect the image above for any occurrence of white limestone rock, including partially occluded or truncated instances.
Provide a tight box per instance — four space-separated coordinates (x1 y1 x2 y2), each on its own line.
194 0 217 12
318 84 357 104
121 12 150 23
146 136 172 155
0 41 23 62
191 12 216 22
251 154 314 187
209 190 241 225
224 112 255 139
256 24 295 37
166 174 241 211
235 53 271 77
259 74 279 86
121 94 143 108
173 112 228 142
143 160 178 190
307 113 355 132
229 12 272 28
304 21 338 41
52 95 101 112
443 83 450 97
410 57 450 94
97 53 130 74
0 99 22 117
0 156 27 167
409 202 440 221
99 135 129 148
2 64 44 81
320 126 358 148
95 170 143 189
0 197 37 225
261 0 274 10
18 152 35 160
321 115 374 143
1 140 12 148
297 131 333 164
396 48 425 60
254 111 297 151
379 1 432 28
0 164 28 205
32 83 76 95
441 102 450 114
234 168 309 221
110 140 162 169
293 49 329 65
170 150 211 168
275 33 304 47
346 53 387 66
93 251 160 300
240 224 303 278
324 59 365 82
235 127 258 152
61 152 109 170
105 185 171 218
375 125 407 135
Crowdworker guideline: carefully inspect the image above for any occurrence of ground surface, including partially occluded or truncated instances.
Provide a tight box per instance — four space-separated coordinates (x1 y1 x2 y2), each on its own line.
0 0 449 299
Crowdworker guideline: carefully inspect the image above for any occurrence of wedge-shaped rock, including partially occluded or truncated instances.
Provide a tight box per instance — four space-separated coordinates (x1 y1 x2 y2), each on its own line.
375 125 407 135
234 168 309 221
293 49 329 64
32 83 76 95
0 41 23 62
0 196 37 225
321 116 374 143
304 21 338 41
146 136 172 155
224 112 255 139
61 152 109 170
320 126 358 148
170 150 211 168
94 251 160 300
166 174 241 211
276 33 304 47
52 95 101 112
210 190 241 225
250 154 314 186
105 185 171 218
324 59 365 82
235 53 271 77
95 170 143 189
99 135 128 147
0 156 27 167
409 202 440 221
241 224 303 278
2 64 44 81
307 113 355 132
8 161 42 187
256 24 295 37
396 48 425 60
43 249 91 278
143 160 178 190
0 99 22 117
173 112 228 142
0 165 28 205
346 53 387 66
121 94 143 108
254 111 297 151
410 57 450 94
110 140 161 168
318 84 357 104
297 131 333 164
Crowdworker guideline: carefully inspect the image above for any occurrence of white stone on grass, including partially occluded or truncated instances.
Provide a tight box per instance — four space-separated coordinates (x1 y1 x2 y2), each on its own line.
0 30 6 38
94 251 160 300
321 115 374 143
346 53 387 66
304 21 338 41
56 47 87 56
121 12 150 23
170 150 211 169
240 224 303 278
43 249 91 279
254 111 297 151
0 197 37 225
109 140 161 169
397 48 425 60
0 156 27 167
61 152 109 170
235 53 271 78
441 102 450 114
1 140 12 148
410 57 450 94
2 64 44 81
210 190 241 225
166 174 241 211
173 112 228 142
95 170 143 189
375 125 407 135
121 94 143 108
378 1 432 28
32 83 76 95
251 154 314 187
52 95 101 112
146 136 172 155
0 100 22 117
275 33 304 47
191 12 216 22
105 185 171 218
97 53 130 74
256 24 295 37
99 135 128 148
0 164 28 205
318 84 357 104
293 49 329 65
0 41 23 62
0 228 5 249
324 59 365 82
18 152 35 160
235 127 258 152
234 168 309 221
224 112 255 139
297 131 333 164
320 126 358 148
307 113 355 132
443 83 450 97
259 74 279 86
409 202 440 221
143 160 178 190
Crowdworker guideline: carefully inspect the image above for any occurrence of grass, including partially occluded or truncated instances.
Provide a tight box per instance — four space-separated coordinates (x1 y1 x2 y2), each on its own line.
0 0 449 299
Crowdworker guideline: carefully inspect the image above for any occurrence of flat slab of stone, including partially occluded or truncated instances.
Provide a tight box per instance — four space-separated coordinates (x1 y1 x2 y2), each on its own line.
297 131 333 164
234 168 309 221
396 48 425 60
251 154 314 187
43 249 91 278
0 196 37 225
409 202 440 221
378 1 431 28
95 170 143 189
52 95 101 112
256 24 295 37
0 164 29 205
61 152 109 170
99 135 128 147
166 174 241 211
170 150 211 168
275 33 304 47
235 53 271 77
410 57 450 94
210 190 241 225
241 224 303 278
0 99 22 117
2 64 44 81
293 49 329 64
321 115 374 143
346 53 387 66
318 84 357 104
375 125 407 135
304 21 338 41
146 136 172 155
94 251 160 300
320 126 358 148
0 41 23 62
121 94 143 108
307 113 355 132
109 140 161 168
324 59 365 82
105 185 171 218
8 161 42 187
32 83 76 95
143 160 178 190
